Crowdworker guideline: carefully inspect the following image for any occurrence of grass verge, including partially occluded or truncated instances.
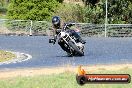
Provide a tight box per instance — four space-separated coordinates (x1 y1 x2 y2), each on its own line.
0 50 16 62
0 68 131 88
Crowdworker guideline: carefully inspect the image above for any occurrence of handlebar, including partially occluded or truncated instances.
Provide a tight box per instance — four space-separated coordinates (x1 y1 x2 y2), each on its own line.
49 22 76 45
63 22 76 31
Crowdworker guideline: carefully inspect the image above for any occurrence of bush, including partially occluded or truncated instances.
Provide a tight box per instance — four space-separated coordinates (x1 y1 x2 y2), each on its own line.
54 4 85 23
54 3 105 23
56 0 64 3
0 6 7 13
7 0 59 21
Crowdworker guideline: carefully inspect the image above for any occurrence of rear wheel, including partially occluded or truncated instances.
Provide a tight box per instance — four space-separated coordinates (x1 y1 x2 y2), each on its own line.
68 40 84 56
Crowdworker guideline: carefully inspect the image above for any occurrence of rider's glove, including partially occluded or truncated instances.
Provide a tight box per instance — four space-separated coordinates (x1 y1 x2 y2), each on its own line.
53 35 57 45
53 39 56 45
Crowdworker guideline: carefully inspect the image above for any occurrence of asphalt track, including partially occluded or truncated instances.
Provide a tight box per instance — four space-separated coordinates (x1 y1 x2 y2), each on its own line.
0 36 132 69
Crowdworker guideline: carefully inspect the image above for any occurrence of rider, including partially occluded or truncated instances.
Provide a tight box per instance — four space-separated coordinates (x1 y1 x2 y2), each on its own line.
52 16 86 44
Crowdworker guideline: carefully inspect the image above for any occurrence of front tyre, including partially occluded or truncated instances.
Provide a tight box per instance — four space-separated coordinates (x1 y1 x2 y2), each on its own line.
68 40 84 56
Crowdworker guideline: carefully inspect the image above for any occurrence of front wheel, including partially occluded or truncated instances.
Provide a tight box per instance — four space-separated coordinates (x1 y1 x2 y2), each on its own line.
68 40 84 56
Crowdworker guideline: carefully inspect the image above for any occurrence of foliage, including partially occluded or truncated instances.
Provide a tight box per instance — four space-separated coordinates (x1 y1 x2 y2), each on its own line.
82 0 132 24
0 0 8 14
6 20 30 31
54 4 85 23
32 21 52 33
0 6 7 14
54 3 105 23
56 0 64 3
0 0 10 7
107 0 132 24
7 0 59 21
84 4 104 23
5 0 132 24
82 0 100 6
5 20 52 35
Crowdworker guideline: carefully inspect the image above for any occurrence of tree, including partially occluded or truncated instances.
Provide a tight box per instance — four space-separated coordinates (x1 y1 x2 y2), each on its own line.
0 0 4 6
82 0 100 6
54 4 85 23
7 0 59 21
0 0 8 14
56 0 64 3
107 0 132 23
82 0 132 24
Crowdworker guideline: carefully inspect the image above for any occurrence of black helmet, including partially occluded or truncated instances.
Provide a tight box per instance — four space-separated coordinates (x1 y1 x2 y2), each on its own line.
52 16 61 29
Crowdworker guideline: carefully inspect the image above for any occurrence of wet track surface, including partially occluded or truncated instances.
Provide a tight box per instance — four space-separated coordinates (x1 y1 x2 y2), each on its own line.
0 36 132 69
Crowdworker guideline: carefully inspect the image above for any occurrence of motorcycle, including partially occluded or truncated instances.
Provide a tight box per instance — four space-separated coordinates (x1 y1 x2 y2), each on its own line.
49 23 85 56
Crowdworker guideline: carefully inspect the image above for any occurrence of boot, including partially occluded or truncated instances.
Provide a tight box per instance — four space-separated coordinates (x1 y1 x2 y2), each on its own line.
71 30 86 44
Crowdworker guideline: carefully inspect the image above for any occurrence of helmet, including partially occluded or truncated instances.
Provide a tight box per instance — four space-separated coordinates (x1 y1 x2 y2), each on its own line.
52 16 61 29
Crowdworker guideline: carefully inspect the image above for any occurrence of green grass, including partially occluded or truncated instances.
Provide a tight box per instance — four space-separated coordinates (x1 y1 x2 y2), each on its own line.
0 68 131 88
0 50 16 62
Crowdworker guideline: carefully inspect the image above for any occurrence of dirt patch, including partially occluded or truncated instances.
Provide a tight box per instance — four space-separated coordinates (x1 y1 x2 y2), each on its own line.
0 64 132 79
